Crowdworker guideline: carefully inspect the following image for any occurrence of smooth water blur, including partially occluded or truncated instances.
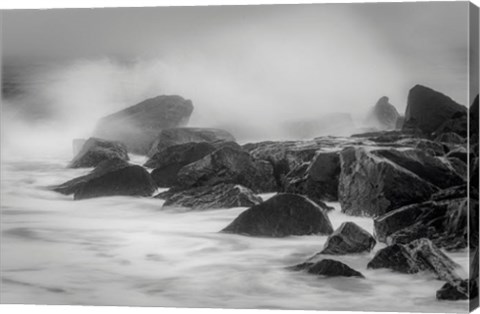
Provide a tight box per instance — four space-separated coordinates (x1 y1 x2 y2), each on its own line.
0 157 470 312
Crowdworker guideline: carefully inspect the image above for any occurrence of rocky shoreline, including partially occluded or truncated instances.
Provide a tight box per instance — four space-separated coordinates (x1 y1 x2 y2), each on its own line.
51 85 479 301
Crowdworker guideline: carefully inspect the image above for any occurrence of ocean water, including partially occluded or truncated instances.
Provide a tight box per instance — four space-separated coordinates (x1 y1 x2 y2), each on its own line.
0 155 471 312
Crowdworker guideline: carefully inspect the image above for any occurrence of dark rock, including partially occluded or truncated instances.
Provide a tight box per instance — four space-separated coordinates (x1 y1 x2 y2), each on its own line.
68 137 129 168
447 157 468 181
367 243 420 273
436 280 477 301
284 151 340 202
52 158 130 195
338 147 437 217
74 164 157 200
470 94 479 144
157 183 262 210
394 138 446 156
351 130 425 143
221 193 334 237
319 222 376 255
446 146 469 164
372 149 464 189
368 238 461 282
374 196 468 249
435 132 466 144
396 116 405 129
93 95 194 155
147 127 236 157
146 142 217 187
289 259 364 278
245 141 320 189
176 146 276 193
403 85 467 135
366 96 400 130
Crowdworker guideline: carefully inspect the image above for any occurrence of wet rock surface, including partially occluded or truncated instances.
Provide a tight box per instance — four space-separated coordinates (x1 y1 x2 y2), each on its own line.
221 193 334 237
68 137 129 168
289 259 364 278
319 222 376 255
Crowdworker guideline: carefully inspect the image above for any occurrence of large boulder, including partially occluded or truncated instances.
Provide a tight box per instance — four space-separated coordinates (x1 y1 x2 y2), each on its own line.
288 259 364 278
368 238 461 283
403 85 467 136
157 183 262 211
147 127 236 157
245 141 320 188
221 193 334 237
145 142 218 187
319 222 376 255
52 158 130 195
93 95 194 155
374 190 469 250
74 165 157 200
284 151 340 202
68 137 129 168
366 96 399 130
371 149 464 189
338 147 438 217
176 146 276 193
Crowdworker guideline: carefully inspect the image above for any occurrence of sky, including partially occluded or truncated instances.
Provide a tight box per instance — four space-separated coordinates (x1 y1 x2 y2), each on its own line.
0 2 474 154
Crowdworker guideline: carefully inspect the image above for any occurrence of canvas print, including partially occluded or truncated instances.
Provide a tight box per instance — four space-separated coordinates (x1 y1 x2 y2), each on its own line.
1 1 479 313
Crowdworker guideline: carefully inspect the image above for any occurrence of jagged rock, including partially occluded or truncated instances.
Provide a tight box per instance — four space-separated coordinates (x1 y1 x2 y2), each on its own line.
145 142 218 187
338 147 437 217
366 96 400 130
284 151 340 202
447 157 468 181
435 132 466 144
470 95 479 144
147 127 236 157
374 196 468 249
245 141 320 188
289 259 364 278
157 183 262 210
367 244 420 273
319 222 376 255
176 146 276 193
221 193 333 237
368 238 461 282
372 149 464 189
446 146 469 163
93 95 194 155
68 137 129 168
436 280 477 301
74 164 157 200
52 158 130 195
403 85 467 135
394 138 446 156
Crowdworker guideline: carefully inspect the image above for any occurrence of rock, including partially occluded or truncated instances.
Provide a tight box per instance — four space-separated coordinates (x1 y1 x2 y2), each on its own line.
221 193 334 237
373 196 468 249
403 85 467 135
366 96 400 130
436 280 477 301
284 151 340 202
394 138 446 156
367 244 420 273
368 238 461 282
319 222 376 255
52 158 130 195
245 141 320 188
289 259 364 278
470 94 479 144
146 142 217 187
372 149 464 189
68 137 129 168
94 95 194 155
157 183 262 210
176 146 276 193
446 146 469 163
73 164 157 200
351 129 426 144
147 127 236 157
435 132 466 144
447 157 468 181
338 147 437 217
396 116 405 129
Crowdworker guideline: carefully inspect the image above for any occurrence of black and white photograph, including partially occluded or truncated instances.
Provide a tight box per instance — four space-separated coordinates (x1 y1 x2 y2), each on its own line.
1 1 479 313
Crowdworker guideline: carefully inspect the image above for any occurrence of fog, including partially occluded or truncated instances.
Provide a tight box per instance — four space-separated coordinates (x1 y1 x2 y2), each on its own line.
1 2 470 158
